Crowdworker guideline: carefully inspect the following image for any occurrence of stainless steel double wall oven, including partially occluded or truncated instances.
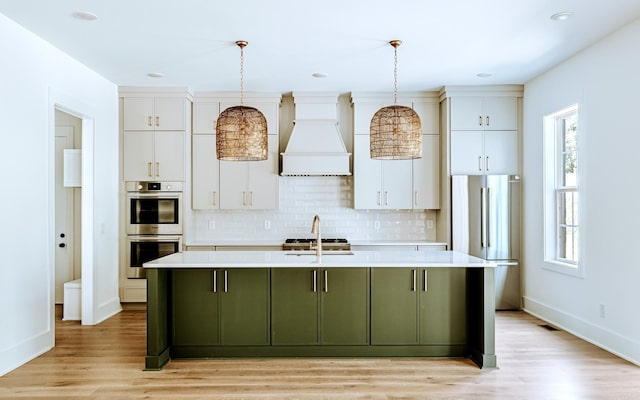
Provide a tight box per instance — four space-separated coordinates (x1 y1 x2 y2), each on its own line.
126 181 183 278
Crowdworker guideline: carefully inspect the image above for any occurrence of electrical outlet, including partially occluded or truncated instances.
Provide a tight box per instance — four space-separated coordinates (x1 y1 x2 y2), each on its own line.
599 304 606 319
426 219 434 229
374 220 380 229
208 220 215 230
264 220 271 230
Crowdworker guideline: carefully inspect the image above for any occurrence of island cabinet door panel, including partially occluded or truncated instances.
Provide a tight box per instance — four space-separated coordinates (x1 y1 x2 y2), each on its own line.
271 268 319 345
320 268 370 345
172 269 219 345
220 268 270 346
371 268 418 345
419 268 467 345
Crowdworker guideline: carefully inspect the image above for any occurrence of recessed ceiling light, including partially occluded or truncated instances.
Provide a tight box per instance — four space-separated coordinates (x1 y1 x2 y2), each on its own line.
550 12 573 21
312 72 329 78
147 72 164 78
477 72 492 78
71 11 98 21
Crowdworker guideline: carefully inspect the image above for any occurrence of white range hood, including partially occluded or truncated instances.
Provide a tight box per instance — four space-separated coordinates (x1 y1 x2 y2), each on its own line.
281 92 351 176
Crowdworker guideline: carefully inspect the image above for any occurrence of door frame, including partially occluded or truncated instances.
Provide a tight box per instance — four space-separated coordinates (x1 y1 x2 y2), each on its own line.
49 88 96 326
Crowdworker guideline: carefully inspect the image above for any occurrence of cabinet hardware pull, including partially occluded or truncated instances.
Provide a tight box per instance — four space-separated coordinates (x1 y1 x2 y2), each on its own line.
486 188 491 248
212 191 217 206
212 270 217 293
478 115 483 126
377 191 381 206
414 191 418 206
385 191 389 206
156 162 160 177
412 269 417 291
478 156 482 171
312 270 317 292
147 162 153 177
242 192 246 206
250 192 254 206
224 270 228 293
148 116 152 127
480 188 486 248
424 269 428 292
323 270 328 293
486 156 490 172
486 116 490 126
156 116 160 127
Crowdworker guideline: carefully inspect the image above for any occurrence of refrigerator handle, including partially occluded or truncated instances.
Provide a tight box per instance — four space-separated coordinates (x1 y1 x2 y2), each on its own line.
486 188 491 248
480 187 486 248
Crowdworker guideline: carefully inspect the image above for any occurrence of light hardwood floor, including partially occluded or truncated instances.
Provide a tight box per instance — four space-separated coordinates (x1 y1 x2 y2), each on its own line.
1 307 638 399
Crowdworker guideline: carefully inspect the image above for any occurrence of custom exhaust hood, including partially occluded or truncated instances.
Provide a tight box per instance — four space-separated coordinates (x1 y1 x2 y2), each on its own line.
280 92 351 176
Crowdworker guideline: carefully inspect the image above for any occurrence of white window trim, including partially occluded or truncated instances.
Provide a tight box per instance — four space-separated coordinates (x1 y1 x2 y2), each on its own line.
542 104 583 278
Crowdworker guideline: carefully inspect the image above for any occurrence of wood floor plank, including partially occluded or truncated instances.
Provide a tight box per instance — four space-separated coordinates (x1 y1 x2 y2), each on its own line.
1 309 639 399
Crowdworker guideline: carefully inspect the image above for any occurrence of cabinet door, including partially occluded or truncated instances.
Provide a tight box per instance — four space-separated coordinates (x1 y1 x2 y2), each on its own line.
412 102 439 135
192 135 219 209
413 135 440 209
451 131 484 175
482 97 517 131
371 268 418 345
419 268 467 345
172 269 219 345
123 131 154 181
320 268 369 345
483 131 518 174
154 131 185 181
353 102 386 135
192 102 219 134
271 268 319 345
153 98 186 130
382 159 413 209
123 98 154 131
450 97 483 131
247 137 279 210
220 268 270 345
353 135 383 209
219 159 248 209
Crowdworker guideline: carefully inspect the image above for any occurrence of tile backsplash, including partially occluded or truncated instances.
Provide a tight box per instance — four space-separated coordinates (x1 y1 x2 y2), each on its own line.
188 176 436 243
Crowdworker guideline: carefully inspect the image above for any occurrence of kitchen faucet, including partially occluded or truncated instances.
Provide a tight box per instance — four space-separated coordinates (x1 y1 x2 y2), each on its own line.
311 214 322 259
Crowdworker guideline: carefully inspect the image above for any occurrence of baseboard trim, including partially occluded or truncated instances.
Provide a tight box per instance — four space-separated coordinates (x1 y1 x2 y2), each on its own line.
94 296 122 325
523 296 640 367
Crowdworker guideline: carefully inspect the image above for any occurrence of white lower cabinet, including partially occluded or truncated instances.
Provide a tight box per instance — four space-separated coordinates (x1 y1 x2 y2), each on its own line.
219 137 279 210
191 135 219 209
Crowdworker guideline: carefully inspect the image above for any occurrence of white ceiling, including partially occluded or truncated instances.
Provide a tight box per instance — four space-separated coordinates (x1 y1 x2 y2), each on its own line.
2 0 640 93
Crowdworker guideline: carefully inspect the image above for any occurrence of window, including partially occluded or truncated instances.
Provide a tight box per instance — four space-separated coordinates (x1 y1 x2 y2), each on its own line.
543 105 580 274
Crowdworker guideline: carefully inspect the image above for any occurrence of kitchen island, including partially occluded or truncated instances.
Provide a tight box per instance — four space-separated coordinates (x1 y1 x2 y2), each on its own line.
143 250 497 370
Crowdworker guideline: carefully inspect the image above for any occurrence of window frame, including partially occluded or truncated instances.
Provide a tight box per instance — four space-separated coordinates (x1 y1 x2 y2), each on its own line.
543 104 582 277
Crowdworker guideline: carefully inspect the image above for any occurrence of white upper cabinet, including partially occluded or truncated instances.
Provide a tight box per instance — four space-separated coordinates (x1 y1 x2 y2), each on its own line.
413 135 440 209
353 134 413 209
219 137 279 210
351 92 440 210
123 97 186 131
450 130 517 175
123 130 185 181
192 102 220 134
191 134 219 209
450 97 517 131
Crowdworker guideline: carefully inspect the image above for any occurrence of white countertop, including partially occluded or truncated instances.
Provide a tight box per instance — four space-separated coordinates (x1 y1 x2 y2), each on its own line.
144 250 495 269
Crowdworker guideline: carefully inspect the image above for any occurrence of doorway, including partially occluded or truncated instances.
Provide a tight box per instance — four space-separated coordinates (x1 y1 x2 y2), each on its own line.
54 110 82 305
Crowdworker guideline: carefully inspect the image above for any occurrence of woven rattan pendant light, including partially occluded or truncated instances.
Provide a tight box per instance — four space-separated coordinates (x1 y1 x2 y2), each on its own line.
216 40 268 161
370 40 422 160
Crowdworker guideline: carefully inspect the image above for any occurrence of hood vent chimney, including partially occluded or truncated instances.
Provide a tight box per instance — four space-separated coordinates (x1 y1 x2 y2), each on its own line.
280 92 351 176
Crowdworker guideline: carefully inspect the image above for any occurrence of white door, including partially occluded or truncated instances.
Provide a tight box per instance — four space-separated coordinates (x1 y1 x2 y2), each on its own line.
55 126 74 304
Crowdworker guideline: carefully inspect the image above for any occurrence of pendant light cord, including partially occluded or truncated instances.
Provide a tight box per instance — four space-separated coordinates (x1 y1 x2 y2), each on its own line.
393 44 398 105
239 44 244 106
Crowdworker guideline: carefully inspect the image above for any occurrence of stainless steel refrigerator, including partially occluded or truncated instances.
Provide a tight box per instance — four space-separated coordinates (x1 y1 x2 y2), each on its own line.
451 175 521 310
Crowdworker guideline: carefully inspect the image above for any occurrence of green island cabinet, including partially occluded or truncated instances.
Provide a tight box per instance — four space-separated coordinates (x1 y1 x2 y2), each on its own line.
172 268 270 346
271 268 369 345
371 268 466 347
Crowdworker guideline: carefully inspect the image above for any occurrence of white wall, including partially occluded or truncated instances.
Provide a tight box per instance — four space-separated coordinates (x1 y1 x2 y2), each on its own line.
522 18 640 365
0 14 120 376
